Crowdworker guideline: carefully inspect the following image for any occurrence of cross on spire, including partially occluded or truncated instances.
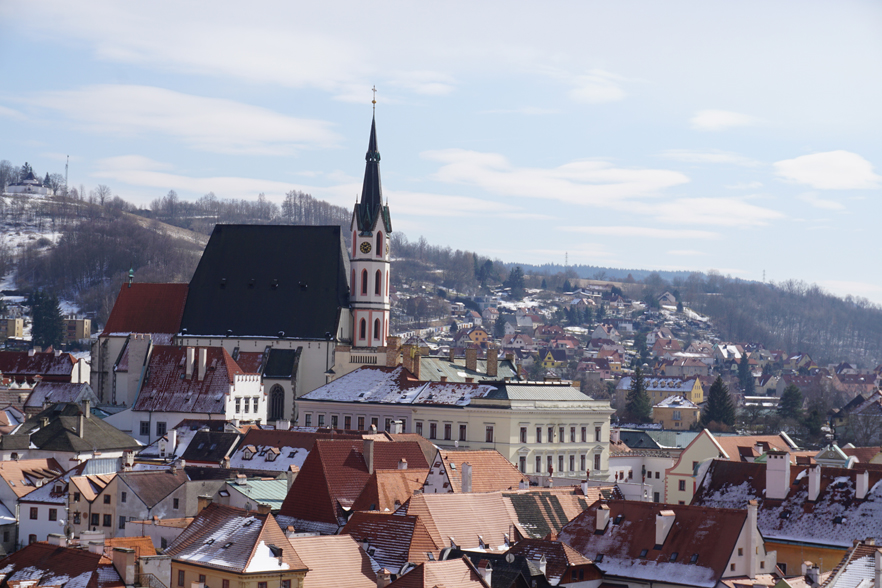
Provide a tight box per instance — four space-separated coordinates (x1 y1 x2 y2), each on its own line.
372 85 377 113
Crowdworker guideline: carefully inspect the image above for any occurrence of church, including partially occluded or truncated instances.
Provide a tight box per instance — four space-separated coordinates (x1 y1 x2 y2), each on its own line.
94 108 396 441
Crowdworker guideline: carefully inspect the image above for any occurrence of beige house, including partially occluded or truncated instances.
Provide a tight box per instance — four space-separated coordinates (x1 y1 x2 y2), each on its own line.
0 318 23 341
615 376 704 410
64 317 91 342
652 396 700 430
298 366 614 481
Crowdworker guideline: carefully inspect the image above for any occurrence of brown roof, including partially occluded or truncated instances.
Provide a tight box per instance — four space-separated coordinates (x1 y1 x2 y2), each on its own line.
399 492 525 552
0 458 65 498
99 536 157 563
278 439 430 527
0 541 121 588
840 446 881 463
506 538 599 584
386 557 489 588
115 469 188 509
436 450 528 493
287 535 376 588
166 503 306 573
0 351 76 382
341 512 440 571
70 474 116 503
558 500 748 588
712 433 797 461
351 468 430 513
101 283 189 336
503 487 606 539
820 540 882 588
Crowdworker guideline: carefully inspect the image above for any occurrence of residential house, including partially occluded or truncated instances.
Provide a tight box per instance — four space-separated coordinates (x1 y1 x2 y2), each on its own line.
454 327 492 348
691 456 882 573
0 458 64 553
63 317 91 342
506 538 601 587
0 405 24 435
818 539 882 588
297 367 614 481
124 516 193 551
341 511 440 571
646 328 675 346
662 358 710 378
23 382 98 416
179 430 241 468
0 350 89 385
104 345 264 445
558 500 776 588
422 449 528 494
385 557 491 588
664 430 799 505
651 338 682 359
786 353 815 372
833 373 877 397
285 535 377 588
714 344 744 363
501 333 535 351
0 318 23 341
652 396 700 430
0 537 127 588
608 448 676 503
165 503 308 588
539 349 568 369
615 377 704 411
591 325 620 342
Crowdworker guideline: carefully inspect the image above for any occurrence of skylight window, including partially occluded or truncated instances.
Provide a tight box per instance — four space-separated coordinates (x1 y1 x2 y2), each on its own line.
690 554 699 564
613 515 623 524
639 549 648 558
595 554 604 562
205 539 215 545
780 511 791 519
669 552 679 562
222 542 233 548
243 520 254 527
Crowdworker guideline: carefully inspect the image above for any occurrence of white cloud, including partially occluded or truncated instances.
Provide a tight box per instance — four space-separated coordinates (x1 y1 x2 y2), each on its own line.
796 192 845 211
387 71 457 96
0 104 26 120
690 109 761 131
649 197 784 227
561 226 719 240
667 249 707 256
567 70 628 103
726 181 764 190
26 85 341 155
480 107 560 115
423 149 689 207
774 150 881 189
659 149 759 167
821 280 882 304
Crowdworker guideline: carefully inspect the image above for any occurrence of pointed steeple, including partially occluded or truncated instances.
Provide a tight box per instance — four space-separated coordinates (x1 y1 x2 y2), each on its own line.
356 113 384 232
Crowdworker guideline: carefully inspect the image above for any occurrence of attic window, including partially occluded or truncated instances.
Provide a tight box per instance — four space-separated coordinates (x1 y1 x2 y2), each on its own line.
205 539 215 545
833 515 845 524
222 542 233 548
613 514 623 525
669 552 679 562
639 549 648 558
288 451 297 458
690 554 699 564
268 545 283 557
210 444 217 450
426 553 435 561
243 520 254 527
266 452 277 462
595 554 604 563
780 510 791 519
198 443 205 449
449 463 456 470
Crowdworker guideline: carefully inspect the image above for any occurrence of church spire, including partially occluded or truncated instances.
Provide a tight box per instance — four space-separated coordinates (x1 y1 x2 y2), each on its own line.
356 87 387 232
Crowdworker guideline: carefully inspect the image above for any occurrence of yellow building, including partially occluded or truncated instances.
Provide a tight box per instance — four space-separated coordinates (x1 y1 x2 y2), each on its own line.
166 504 307 588
615 375 704 411
540 349 567 369
65 317 91 342
0 318 23 340
652 395 700 429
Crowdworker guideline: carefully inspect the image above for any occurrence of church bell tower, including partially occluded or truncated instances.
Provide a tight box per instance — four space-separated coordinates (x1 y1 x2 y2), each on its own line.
350 91 392 349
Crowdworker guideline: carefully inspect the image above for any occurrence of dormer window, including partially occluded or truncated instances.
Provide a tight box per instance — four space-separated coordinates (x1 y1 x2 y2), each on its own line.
266 452 277 462
243 449 253 460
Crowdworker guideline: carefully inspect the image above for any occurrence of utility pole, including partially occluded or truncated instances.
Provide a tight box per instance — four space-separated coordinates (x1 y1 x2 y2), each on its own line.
64 155 69 196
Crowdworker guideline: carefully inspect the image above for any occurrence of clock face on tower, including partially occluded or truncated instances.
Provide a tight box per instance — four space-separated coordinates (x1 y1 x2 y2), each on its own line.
360 241 372 254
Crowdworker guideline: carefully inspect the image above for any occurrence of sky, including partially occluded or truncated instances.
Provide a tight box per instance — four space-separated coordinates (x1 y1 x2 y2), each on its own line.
2 2 882 301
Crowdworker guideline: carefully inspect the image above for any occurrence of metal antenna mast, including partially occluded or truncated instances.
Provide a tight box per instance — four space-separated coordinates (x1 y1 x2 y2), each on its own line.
64 155 69 195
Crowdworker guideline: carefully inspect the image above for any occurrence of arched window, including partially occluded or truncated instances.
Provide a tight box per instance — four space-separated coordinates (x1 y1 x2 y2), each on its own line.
359 318 366 340
352 231 357 257
269 385 285 421
376 231 383 257
375 270 381 295
373 318 381 340
361 269 368 295
351 270 355 294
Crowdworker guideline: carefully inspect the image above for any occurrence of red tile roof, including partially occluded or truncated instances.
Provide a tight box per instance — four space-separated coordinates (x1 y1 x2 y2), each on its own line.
558 500 747 588
351 468 430 513
278 439 430 527
101 283 189 336
286 535 376 588
133 346 243 413
0 458 64 498
385 557 489 588
506 538 599 584
341 512 440 570
435 450 528 493
0 351 76 382
0 541 121 588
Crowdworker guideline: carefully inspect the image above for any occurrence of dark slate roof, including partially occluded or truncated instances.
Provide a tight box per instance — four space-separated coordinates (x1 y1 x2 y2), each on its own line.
0 542 118 588
355 115 391 234
504 491 592 539
449 549 552 588
179 431 241 465
15 403 141 453
618 430 664 450
0 351 76 381
116 469 188 508
180 225 350 340
263 348 299 379
101 283 189 336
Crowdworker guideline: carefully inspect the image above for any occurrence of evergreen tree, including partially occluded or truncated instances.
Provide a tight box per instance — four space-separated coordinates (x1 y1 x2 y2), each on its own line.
540 278 547 289
43 172 51 187
505 266 526 299
562 279 573 292
778 384 804 421
493 317 507 339
738 353 755 395
624 368 652 424
701 377 735 428
28 290 65 349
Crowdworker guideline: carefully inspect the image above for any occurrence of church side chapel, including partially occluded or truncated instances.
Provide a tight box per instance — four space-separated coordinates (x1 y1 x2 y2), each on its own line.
92 102 395 442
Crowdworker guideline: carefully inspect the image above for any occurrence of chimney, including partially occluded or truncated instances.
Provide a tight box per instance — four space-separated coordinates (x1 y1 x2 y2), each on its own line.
465 346 478 372
746 500 758 578
461 463 472 493
519 480 528 490
398 458 408 470
186 347 195 379
808 465 821 502
376 568 392 588
477 560 493 585
79 410 85 438
46 533 67 547
276 419 290 431
856 470 870 500
170 462 177 475
505 352 515 365
655 510 675 546
449 347 456 362
286 469 296 491
807 565 820 587
112 547 136 586
487 346 498 377
765 452 791 500
365 439 375 474
465 377 474 383
536 554 547 576
198 348 207 381
596 504 610 532
610 428 621 444
386 336 401 367
401 344 414 373
29 348 36 357
440 376 448 383
412 346 422 380
197 495 213 513
88 541 105 555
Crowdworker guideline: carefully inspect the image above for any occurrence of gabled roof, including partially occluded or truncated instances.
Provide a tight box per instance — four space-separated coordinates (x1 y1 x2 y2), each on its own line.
133 346 242 413
115 469 188 509
0 458 64 498
558 500 748 588
166 503 306 574
179 431 241 465
385 557 489 588
341 512 440 571
25 382 95 410
227 428 364 471
286 535 376 588
502 488 597 539
351 468 429 513
691 460 882 548
0 404 24 434
711 433 797 461
278 439 429 527
397 492 526 552
0 542 121 588
435 450 528 493
506 539 598 584
820 540 882 588
101 283 189 336
14 403 141 453
0 351 76 380
180 225 350 340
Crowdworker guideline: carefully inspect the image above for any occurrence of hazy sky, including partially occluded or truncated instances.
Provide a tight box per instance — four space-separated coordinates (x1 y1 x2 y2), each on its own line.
2 2 881 300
